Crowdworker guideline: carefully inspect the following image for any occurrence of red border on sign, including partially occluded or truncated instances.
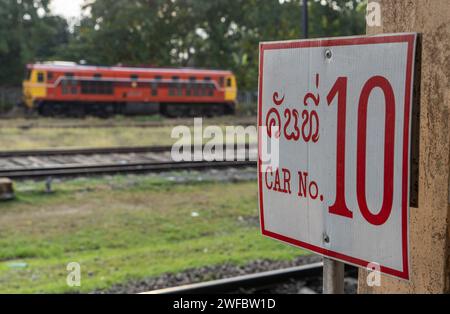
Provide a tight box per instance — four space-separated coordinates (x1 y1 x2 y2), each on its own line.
258 34 416 280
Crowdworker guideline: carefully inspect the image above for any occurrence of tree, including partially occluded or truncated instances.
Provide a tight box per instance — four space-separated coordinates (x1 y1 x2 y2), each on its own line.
57 0 179 66
53 0 368 90
0 0 70 85
308 0 367 38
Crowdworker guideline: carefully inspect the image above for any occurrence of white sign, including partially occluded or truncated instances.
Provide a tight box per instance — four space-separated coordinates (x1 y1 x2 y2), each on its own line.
258 33 417 280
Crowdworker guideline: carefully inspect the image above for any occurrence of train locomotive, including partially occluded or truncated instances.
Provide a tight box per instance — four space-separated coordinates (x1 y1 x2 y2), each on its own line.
22 62 238 117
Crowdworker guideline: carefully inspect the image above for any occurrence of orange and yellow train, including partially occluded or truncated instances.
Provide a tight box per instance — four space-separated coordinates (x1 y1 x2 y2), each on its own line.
23 62 238 117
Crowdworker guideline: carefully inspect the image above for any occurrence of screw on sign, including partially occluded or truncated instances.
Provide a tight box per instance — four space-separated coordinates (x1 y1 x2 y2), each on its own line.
258 34 418 282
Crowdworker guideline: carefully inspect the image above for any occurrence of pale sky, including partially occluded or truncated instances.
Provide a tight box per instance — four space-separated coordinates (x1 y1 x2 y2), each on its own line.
50 0 84 19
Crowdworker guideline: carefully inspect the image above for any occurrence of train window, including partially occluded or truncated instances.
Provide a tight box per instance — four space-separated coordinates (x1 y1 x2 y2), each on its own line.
199 83 205 97
106 82 112 94
168 84 175 96
94 73 102 79
69 77 77 94
131 74 138 80
95 81 101 94
62 80 69 95
204 77 211 96
151 82 158 96
188 77 196 96
169 76 180 96
81 81 88 94
193 87 198 96
194 85 200 96
227 78 232 87
62 73 72 94
103 82 109 94
219 77 224 87
186 81 192 96
97 81 102 94
37 72 45 83
47 72 54 81
103 81 112 95
151 76 160 96
176 78 183 96
81 82 86 94
208 84 214 96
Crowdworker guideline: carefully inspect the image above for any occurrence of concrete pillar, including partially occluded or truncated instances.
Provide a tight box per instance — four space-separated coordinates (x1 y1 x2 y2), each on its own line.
0 178 14 201
358 0 450 293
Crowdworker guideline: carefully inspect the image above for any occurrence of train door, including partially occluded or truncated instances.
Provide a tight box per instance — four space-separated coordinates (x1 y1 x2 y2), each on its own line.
224 76 237 102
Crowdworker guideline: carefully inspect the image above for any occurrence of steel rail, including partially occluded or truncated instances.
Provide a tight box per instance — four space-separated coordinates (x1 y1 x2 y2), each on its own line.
0 146 172 158
0 143 257 158
0 160 257 179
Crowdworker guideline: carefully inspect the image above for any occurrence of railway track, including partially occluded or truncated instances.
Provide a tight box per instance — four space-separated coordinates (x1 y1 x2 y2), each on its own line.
0 145 177 158
0 160 257 179
143 263 357 294
0 144 257 179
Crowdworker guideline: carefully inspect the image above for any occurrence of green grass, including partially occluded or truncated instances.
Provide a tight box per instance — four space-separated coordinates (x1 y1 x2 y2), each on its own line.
0 126 180 150
0 117 257 150
0 175 304 293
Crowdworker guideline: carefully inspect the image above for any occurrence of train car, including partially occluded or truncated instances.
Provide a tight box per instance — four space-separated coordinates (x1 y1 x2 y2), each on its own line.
22 62 238 117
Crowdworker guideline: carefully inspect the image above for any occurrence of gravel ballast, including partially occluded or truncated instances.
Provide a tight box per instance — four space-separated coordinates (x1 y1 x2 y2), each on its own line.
94 255 357 294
